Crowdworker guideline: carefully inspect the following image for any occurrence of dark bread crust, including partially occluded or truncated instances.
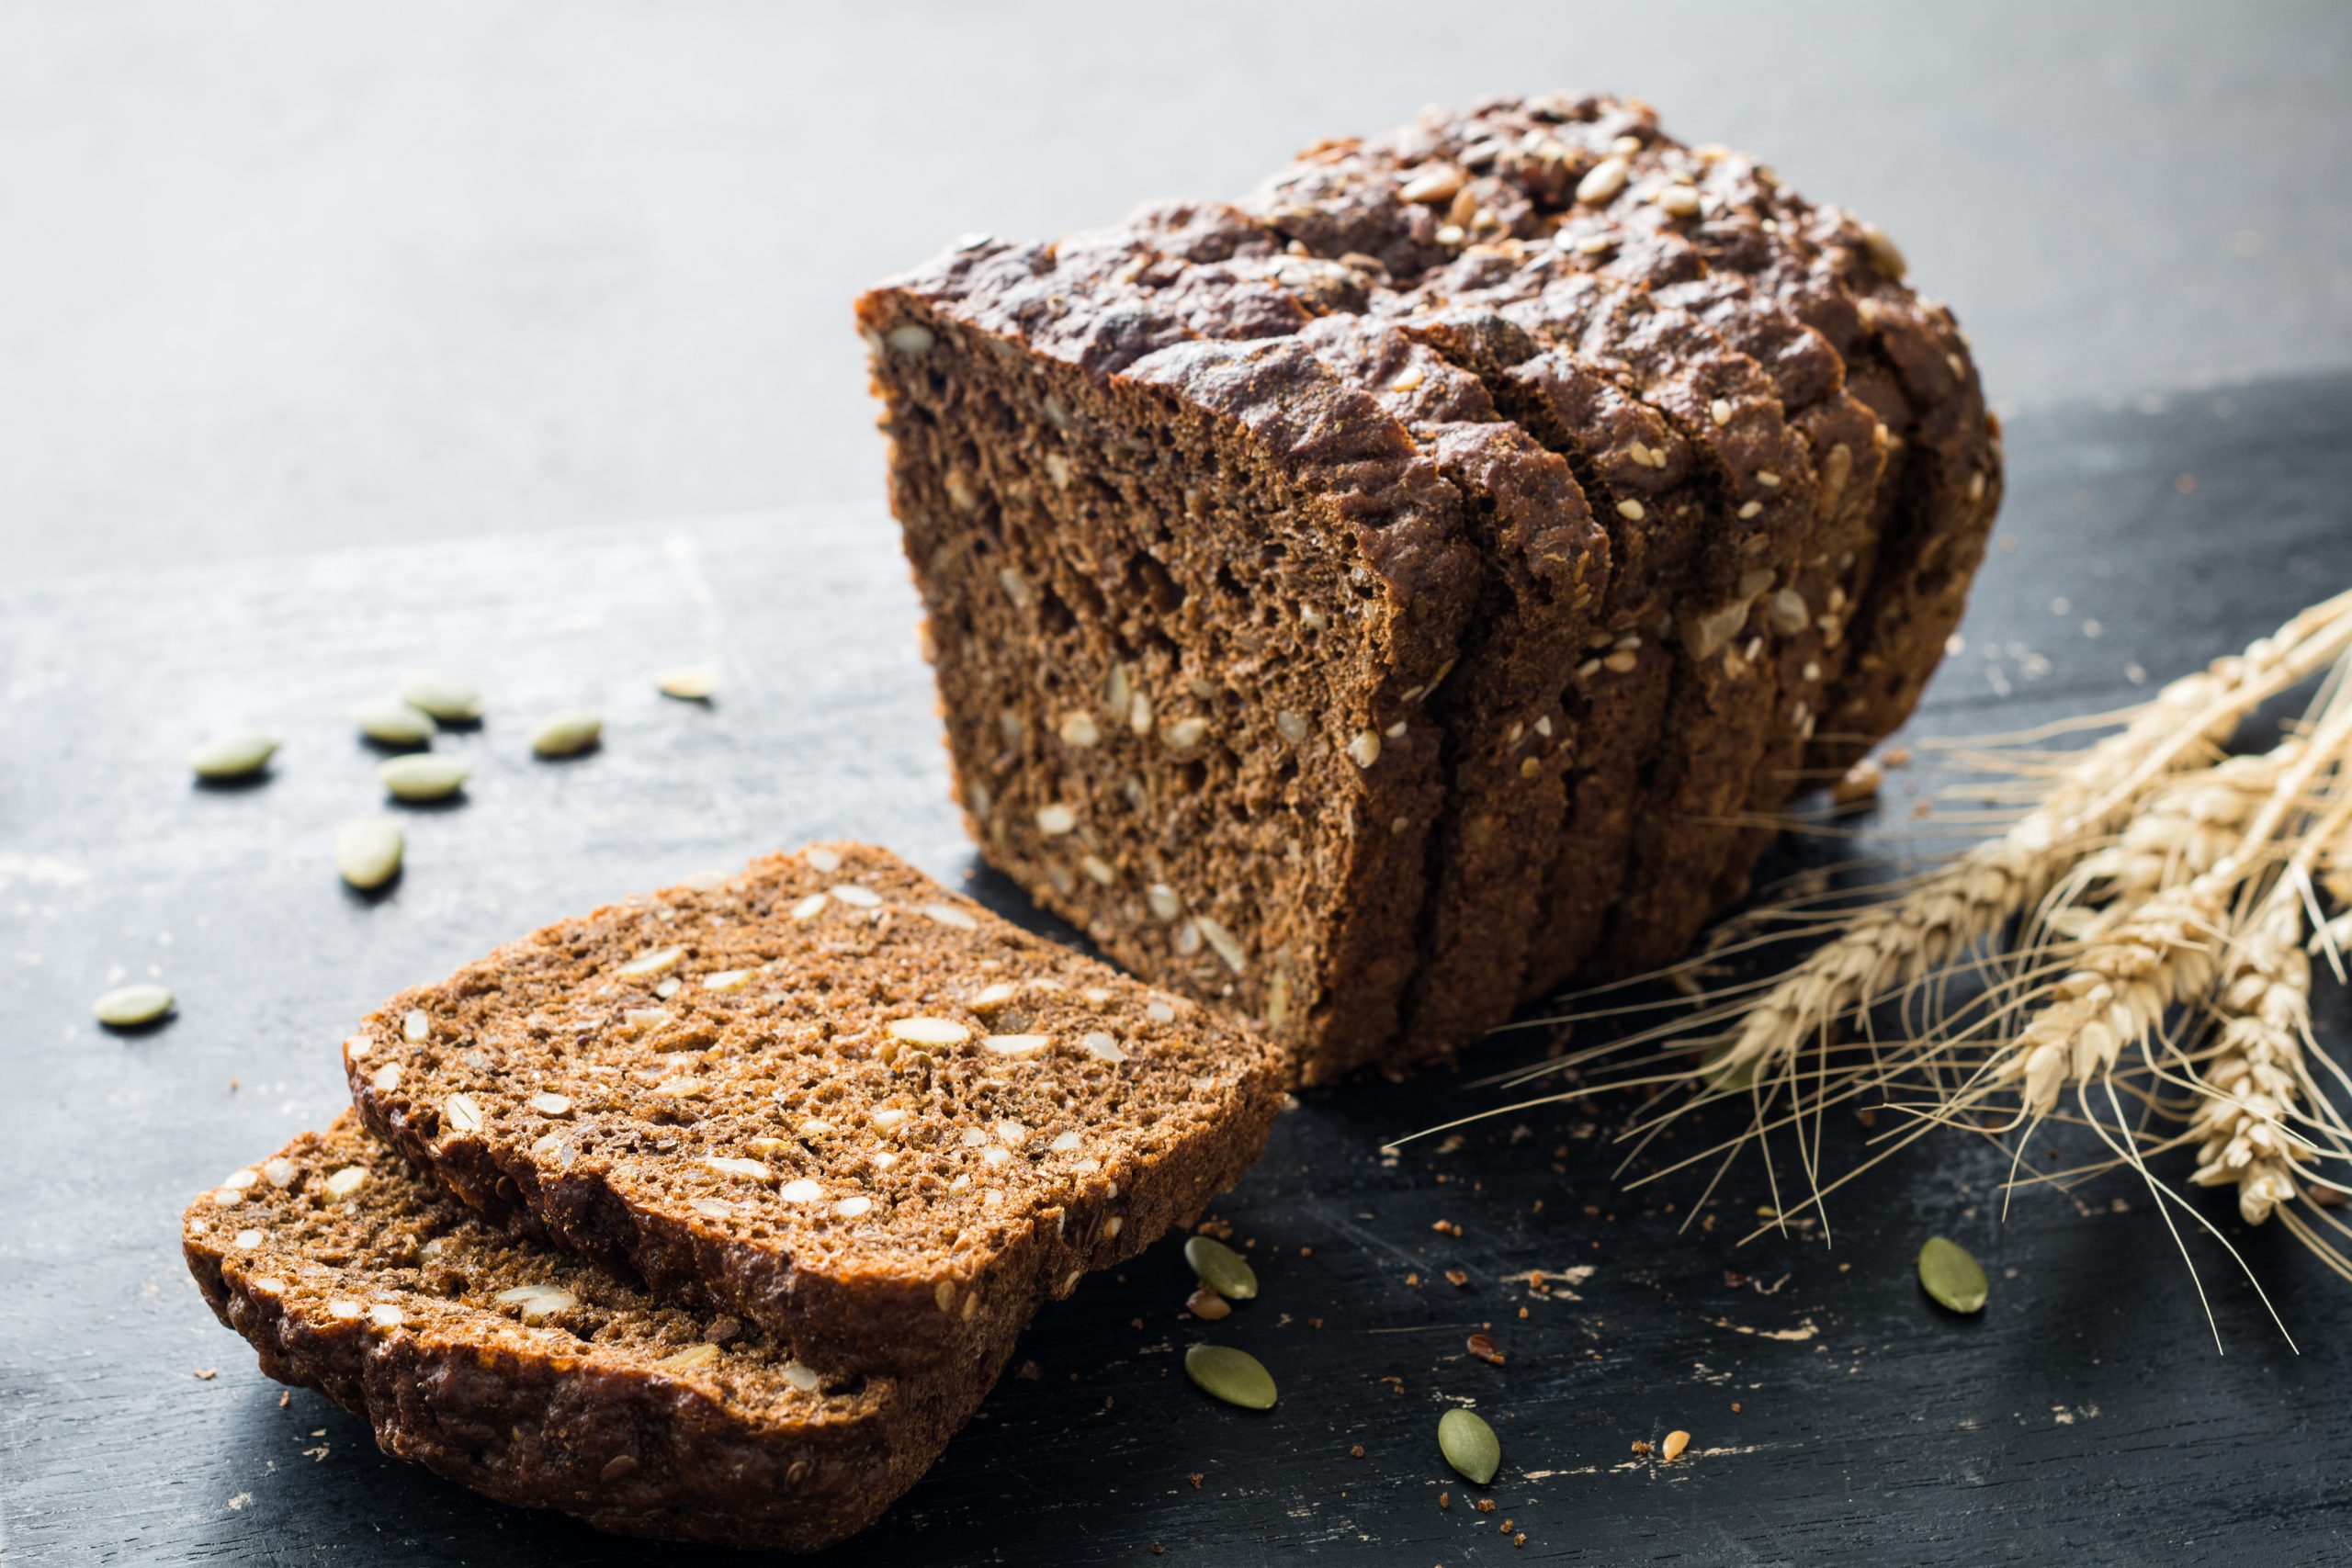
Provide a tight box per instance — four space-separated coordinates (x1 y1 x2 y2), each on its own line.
859 231 1478 1083
1243 95 1996 985
347 844 1284 1376
1407 92 2001 772
184 1118 989 1551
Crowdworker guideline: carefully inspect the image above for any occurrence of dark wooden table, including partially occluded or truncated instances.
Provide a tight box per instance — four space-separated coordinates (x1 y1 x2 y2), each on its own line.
6 374 2349 1565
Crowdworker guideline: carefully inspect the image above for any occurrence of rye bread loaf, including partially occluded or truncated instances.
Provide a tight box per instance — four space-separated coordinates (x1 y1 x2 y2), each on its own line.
345 843 1285 1376
862 92 1997 1067
184 1117 986 1551
857 232 1480 1083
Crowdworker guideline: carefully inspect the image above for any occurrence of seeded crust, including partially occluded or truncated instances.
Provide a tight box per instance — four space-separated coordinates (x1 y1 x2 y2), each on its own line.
1237 152 1819 983
1370 93 2000 775
184 1118 987 1551
1346 110 1896 900
1243 96 1995 983
857 234 1479 1083
345 844 1286 1377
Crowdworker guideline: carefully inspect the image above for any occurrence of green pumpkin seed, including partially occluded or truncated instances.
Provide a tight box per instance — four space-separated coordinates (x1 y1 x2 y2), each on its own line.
1184 1235 1259 1301
378 754 471 801
1183 1344 1275 1409
336 817 405 890
1917 1235 1988 1314
658 664 721 701
399 673 484 722
1438 1407 1500 1485
530 708 603 759
189 733 277 780
94 982 175 1028
353 697 437 747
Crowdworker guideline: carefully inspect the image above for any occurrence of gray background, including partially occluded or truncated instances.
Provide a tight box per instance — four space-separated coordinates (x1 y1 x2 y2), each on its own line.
4 0 2348 581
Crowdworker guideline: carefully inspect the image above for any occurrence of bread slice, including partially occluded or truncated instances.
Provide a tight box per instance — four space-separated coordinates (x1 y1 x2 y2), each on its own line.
1239 97 1995 983
857 234 1480 1083
183 1116 989 1551
1463 92 2000 773
345 843 1285 1376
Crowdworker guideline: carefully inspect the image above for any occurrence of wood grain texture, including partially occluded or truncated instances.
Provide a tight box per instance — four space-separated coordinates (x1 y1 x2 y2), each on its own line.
5 376 2351 1564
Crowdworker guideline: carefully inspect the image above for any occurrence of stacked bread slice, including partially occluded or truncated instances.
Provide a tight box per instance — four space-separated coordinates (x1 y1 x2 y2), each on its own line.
184 844 1284 1549
859 93 2000 1083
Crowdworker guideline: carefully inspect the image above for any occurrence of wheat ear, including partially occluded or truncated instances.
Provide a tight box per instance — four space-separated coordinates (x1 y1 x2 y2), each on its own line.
2188 892 2321 1224
1713 589 2352 1082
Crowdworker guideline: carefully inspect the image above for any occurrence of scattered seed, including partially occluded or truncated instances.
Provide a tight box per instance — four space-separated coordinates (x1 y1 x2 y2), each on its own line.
529 709 603 759
352 698 437 748
399 674 484 722
1833 757 1884 806
1183 1235 1259 1301
1183 1344 1275 1410
658 665 721 701
1186 1285 1232 1321
93 983 174 1028
1438 1408 1500 1484
334 818 404 891
1662 1429 1691 1462
1917 1235 1988 1314
189 733 278 781
377 753 471 801
1465 1333 1504 1366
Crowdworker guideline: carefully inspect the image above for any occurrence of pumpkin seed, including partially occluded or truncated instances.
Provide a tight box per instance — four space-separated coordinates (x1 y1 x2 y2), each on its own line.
658 664 721 701
94 982 175 1028
1183 1344 1275 1409
399 673 483 722
377 754 471 801
335 817 404 890
530 708 603 759
1438 1407 1500 1484
1917 1235 1988 1314
189 733 277 780
352 698 437 748
1183 1235 1259 1301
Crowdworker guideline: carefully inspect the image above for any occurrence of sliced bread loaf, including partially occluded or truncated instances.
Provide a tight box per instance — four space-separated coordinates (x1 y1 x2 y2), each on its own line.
184 1116 989 1551
857 234 1480 1083
345 843 1285 1376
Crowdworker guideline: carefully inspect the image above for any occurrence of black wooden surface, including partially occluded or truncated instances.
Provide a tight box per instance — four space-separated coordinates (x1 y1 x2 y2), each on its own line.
5 375 2351 1565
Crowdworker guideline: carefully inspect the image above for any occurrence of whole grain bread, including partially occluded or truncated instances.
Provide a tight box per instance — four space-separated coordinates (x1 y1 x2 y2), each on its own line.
862 92 1997 1066
858 233 1479 1083
345 843 1285 1376
184 1116 989 1551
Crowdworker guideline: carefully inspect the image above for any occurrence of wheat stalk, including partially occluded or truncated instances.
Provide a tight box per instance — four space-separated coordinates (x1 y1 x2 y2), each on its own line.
1711 591 2352 1084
